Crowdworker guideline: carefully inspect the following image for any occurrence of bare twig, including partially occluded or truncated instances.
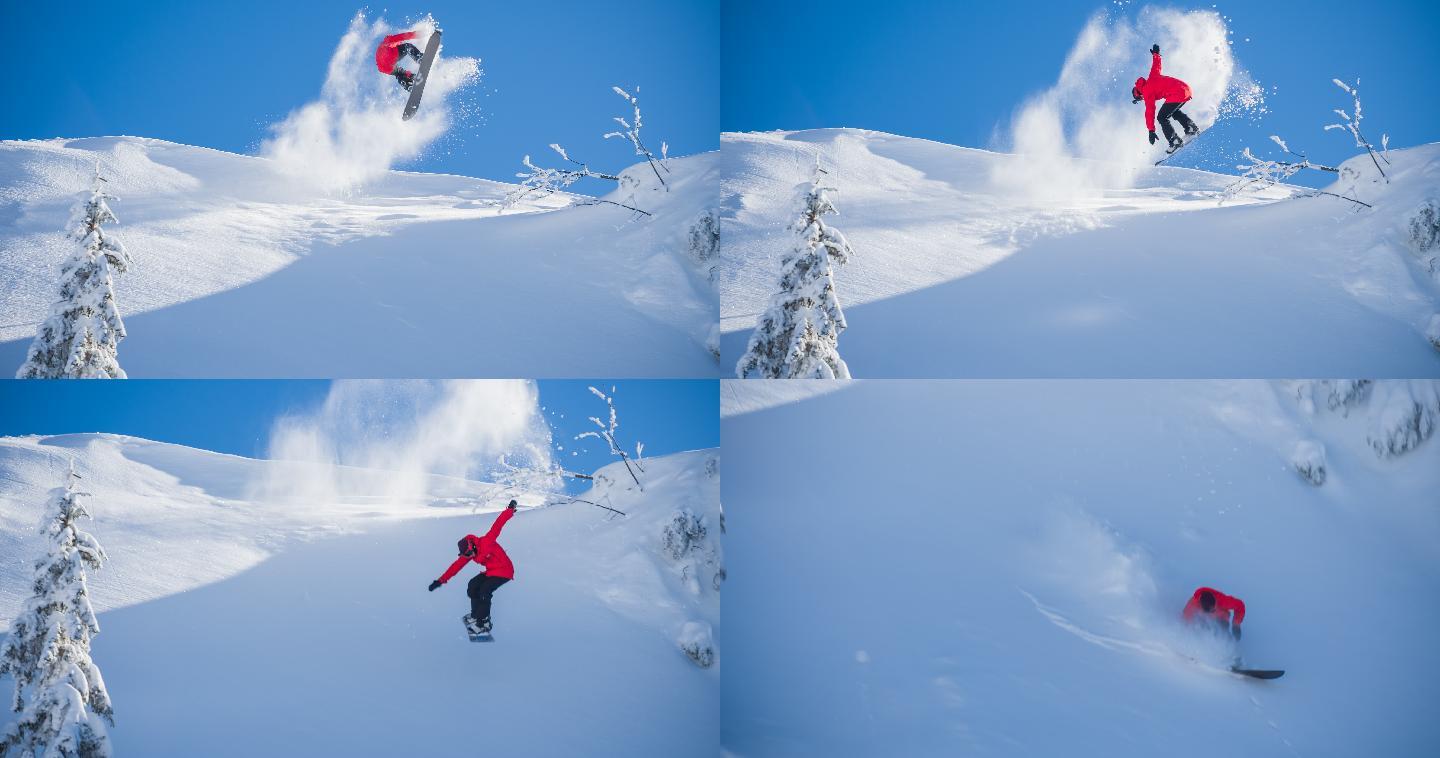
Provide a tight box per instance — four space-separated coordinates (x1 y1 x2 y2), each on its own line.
1325 78 1388 181
604 86 670 190
565 497 627 516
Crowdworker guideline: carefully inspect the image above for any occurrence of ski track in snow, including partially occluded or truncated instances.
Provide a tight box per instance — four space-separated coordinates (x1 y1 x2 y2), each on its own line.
722 379 1440 757
720 129 1440 377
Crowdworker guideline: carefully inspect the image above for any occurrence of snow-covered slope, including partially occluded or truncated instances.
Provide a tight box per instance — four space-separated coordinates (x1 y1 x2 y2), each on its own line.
721 379 1439 757
719 129 1440 377
0 136 719 377
0 435 720 755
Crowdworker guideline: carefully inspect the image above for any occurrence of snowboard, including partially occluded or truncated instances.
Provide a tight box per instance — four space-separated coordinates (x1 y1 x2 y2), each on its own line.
1231 667 1284 680
1154 129 1204 165
462 615 493 642
401 29 443 121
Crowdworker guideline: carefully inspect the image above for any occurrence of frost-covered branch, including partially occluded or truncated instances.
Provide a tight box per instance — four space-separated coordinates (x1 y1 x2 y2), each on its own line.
1325 78 1389 181
1224 77 1391 207
501 146 652 217
1222 138 1368 208
504 85 672 218
603 86 670 190
576 385 645 489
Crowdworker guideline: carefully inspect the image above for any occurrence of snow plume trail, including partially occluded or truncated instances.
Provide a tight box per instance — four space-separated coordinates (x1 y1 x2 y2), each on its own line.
260 12 480 193
252 380 556 508
992 5 1242 200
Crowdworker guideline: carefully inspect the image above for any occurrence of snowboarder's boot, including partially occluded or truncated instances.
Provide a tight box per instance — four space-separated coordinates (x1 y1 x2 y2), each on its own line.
394 69 416 91
1167 134 1184 150
462 614 486 636
1183 121 1199 137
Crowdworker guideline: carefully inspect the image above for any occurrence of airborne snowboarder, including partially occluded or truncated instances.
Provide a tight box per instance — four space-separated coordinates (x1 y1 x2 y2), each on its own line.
1133 44 1199 152
375 30 425 91
428 501 518 638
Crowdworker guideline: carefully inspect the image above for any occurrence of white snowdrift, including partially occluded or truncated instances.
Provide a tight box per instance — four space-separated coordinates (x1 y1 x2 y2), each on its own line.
0 136 719 376
719 128 1440 377
0 435 720 756
721 379 1440 757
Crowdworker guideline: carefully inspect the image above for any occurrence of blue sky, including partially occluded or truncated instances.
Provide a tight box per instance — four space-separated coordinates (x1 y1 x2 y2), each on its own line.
723 0 1440 181
2 0 717 184
0 380 717 493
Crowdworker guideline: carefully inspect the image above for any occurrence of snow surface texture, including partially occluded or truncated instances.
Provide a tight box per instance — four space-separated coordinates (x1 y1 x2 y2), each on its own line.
719 129 1440 376
721 379 1439 757
0 135 718 377
0 14 718 377
0 435 720 756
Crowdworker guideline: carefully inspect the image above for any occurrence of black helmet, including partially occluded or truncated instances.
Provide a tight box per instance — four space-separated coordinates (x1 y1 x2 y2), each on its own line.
1198 590 1216 612
457 536 475 556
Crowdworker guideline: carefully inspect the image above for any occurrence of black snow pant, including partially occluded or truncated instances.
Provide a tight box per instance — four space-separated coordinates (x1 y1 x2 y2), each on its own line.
467 574 510 622
396 42 423 64
392 43 424 90
1157 101 1197 145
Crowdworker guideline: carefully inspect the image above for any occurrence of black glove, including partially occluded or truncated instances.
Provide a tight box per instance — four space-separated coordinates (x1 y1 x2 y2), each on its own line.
1148 130 1158 145
1151 44 1160 54
1231 624 1242 641
507 500 518 511
428 580 442 592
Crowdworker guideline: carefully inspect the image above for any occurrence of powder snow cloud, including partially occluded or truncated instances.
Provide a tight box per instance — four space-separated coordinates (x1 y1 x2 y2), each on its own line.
993 6 1245 199
260 12 480 193
253 380 555 506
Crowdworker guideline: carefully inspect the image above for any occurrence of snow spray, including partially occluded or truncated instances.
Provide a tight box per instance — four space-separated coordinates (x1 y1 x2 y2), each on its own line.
260 13 481 193
251 380 556 507
992 6 1254 199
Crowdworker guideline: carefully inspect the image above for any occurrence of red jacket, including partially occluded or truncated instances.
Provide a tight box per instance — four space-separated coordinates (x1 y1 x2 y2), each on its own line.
439 508 516 582
1182 587 1245 628
1136 52 1192 132
375 31 420 74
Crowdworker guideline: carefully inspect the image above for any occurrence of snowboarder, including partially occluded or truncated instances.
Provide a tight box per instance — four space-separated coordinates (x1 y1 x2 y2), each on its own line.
375 30 424 90
1133 44 1199 151
428 501 518 637
1182 586 1245 640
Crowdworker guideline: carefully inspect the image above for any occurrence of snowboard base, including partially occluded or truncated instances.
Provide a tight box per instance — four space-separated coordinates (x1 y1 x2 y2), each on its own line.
1231 667 1284 679
402 29 442 121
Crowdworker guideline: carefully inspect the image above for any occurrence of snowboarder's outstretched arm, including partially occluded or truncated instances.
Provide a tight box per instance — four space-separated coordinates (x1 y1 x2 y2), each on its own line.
434 554 469 586
1149 46 1163 79
483 501 518 540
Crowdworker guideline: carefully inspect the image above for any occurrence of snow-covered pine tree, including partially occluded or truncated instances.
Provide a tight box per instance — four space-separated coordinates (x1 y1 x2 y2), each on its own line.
16 169 133 379
0 467 114 758
735 165 853 379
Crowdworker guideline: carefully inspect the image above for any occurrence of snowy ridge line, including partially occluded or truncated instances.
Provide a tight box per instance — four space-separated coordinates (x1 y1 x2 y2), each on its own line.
719 128 1440 376
0 136 722 376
